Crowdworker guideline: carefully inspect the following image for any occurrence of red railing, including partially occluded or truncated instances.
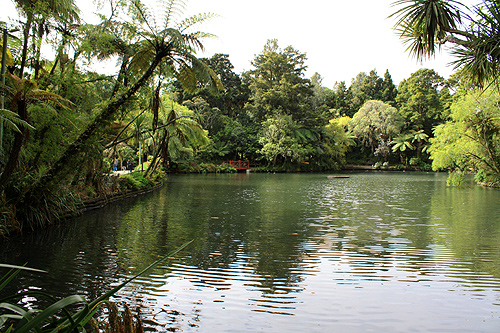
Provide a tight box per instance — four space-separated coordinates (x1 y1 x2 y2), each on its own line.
223 160 250 170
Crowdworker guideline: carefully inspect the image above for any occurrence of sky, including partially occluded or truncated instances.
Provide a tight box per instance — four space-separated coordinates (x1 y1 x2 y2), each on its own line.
2 0 478 88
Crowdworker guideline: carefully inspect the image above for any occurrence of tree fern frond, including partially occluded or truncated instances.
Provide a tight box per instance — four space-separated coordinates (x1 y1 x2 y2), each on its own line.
160 0 187 29
176 13 218 32
130 0 158 34
0 108 35 132
177 63 198 93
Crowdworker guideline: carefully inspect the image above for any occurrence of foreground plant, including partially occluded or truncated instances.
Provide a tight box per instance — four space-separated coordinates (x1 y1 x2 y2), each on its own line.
0 240 193 332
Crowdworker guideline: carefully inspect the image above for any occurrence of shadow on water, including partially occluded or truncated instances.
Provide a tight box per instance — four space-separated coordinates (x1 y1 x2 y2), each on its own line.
2 172 500 331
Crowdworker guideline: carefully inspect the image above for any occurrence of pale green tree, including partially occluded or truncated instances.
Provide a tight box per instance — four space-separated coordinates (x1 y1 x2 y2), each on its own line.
349 100 404 157
258 114 305 167
429 88 500 178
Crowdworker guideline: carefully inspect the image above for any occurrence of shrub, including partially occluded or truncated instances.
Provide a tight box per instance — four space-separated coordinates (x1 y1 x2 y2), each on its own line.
119 172 153 191
198 163 218 173
217 164 237 173
409 157 420 166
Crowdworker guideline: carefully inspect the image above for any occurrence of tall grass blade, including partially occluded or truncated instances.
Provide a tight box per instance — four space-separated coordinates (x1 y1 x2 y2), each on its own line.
61 240 194 330
0 265 47 294
14 295 86 333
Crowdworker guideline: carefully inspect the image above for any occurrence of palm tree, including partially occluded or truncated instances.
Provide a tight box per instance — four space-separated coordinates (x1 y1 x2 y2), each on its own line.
392 131 415 165
29 0 221 194
390 0 500 87
13 0 80 77
412 129 429 158
158 107 209 168
0 74 71 192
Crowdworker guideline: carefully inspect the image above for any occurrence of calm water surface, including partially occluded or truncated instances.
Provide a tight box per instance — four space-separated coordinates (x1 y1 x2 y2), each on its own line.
2 172 500 332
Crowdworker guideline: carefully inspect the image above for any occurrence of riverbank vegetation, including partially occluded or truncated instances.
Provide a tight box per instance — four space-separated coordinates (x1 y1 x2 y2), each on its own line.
0 0 499 234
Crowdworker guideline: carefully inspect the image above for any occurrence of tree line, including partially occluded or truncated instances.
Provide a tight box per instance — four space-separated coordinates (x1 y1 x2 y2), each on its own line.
0 0 499 231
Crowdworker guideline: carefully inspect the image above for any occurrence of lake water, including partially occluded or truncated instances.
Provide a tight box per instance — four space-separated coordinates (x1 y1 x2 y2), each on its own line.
2 172 500 332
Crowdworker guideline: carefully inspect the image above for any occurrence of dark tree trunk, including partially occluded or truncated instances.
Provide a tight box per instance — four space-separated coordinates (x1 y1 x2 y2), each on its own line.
23 52 165 199
0 100 28 192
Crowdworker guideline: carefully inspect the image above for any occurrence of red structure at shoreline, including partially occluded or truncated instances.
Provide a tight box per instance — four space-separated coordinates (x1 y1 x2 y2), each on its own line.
223 160 250 170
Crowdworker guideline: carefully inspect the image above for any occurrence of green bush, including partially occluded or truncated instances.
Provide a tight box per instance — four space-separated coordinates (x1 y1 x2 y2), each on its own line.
409 157 420 166
217 163 237 173
119 172 153 190
198 163 218 173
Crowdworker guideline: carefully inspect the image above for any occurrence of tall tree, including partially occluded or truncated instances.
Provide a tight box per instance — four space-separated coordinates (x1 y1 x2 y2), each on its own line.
13 0 80 78
178 54 249 117
21 0 221 209
331 81 350 116
396 68 447 135
349 100 404 158
381 69 398 105
243 39 318 126
347 70 387 116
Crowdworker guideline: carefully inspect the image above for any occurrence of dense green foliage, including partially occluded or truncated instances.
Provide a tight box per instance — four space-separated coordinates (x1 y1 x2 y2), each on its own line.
1 0 500 331
392 0 500 183
0 0 498 233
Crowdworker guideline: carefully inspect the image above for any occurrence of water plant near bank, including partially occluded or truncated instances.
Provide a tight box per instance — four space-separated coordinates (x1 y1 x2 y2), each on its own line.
0 241 192 332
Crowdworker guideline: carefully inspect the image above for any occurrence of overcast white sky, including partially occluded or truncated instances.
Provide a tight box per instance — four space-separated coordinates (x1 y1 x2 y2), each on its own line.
2 0 478 88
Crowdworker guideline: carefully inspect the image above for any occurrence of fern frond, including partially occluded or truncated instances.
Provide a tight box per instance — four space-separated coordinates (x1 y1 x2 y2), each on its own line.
176 13 218 32
161 0 187 29
0 108 35 132
130 0 158 34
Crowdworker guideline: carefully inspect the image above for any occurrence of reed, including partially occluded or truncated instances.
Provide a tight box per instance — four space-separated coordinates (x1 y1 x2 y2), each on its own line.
0 241 193 332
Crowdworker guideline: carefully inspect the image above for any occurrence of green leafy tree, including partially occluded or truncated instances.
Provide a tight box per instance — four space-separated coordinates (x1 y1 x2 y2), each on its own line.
396 68 448 134
179 54 249 117
258 114 305 167
347 70 383 115
381 69 398 105
346 69 397 117
429 88 500 177
310 72 331 113
330 81 350 116
243 39 319 126
349 100 404 159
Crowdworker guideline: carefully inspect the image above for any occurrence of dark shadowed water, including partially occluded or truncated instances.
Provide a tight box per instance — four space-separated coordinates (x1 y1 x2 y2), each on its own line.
2 172 500 332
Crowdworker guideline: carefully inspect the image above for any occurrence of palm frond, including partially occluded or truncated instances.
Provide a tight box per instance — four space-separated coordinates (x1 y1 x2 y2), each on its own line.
130 0 158 34
390 0 466 59
450 1 500 87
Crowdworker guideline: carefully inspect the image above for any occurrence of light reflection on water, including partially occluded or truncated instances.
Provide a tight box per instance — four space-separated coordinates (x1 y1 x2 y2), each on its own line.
2 172 500 332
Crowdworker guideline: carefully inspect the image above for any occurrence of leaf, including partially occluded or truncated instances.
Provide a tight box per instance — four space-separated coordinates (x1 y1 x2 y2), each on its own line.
14 295 86 333
0 264 47 273
59 241 194 330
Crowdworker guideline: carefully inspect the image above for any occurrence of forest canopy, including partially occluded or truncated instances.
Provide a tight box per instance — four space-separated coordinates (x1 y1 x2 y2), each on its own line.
0 0 499 232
